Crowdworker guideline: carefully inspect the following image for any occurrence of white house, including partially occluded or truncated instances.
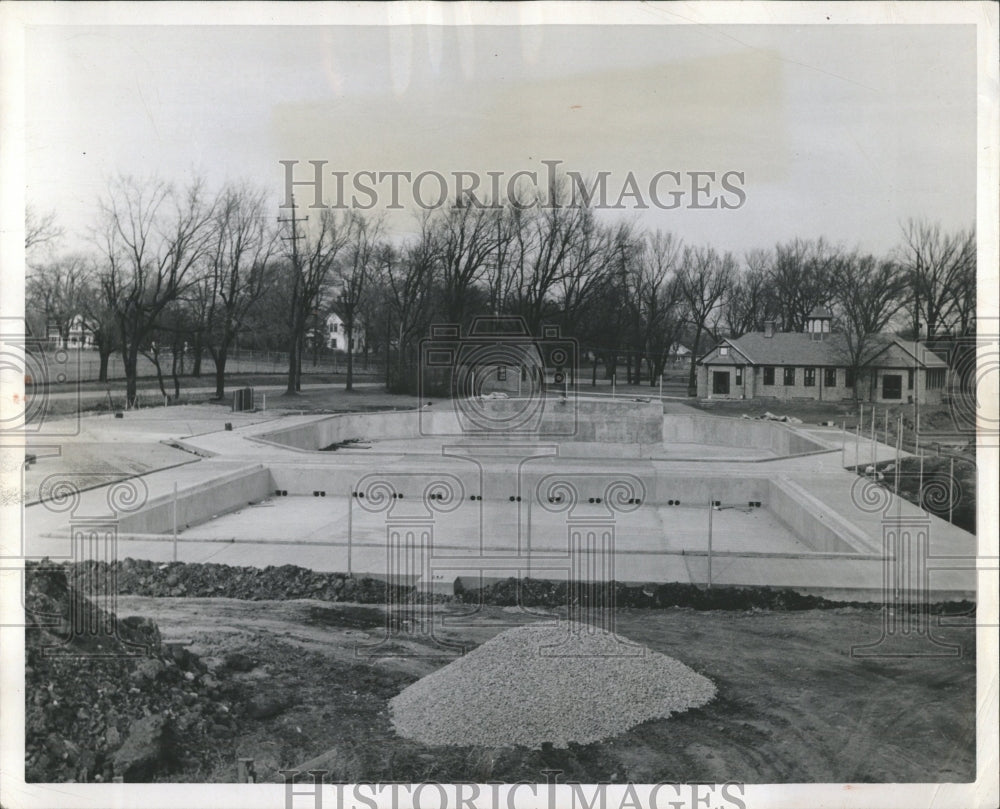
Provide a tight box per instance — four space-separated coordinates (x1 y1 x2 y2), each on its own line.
325 312 365 352
46 314 95 349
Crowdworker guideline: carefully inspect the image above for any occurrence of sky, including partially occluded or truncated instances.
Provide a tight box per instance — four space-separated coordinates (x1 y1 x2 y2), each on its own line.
24 23 977 256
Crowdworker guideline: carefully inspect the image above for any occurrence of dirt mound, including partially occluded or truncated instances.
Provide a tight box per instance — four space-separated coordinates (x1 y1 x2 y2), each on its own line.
389 621 716 748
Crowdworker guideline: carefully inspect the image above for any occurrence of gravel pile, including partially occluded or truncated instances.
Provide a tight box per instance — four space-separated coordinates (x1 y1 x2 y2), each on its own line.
389 621 716 748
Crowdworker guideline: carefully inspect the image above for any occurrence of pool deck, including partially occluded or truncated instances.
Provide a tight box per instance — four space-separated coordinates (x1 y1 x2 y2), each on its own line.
16 403 982 599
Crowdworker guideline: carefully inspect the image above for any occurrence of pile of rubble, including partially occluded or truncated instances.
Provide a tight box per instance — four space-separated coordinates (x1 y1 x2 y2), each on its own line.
67 558 400 603
24 562 254 782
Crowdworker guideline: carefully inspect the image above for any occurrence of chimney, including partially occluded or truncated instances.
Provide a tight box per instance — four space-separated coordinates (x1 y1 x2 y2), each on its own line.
763 321 776 338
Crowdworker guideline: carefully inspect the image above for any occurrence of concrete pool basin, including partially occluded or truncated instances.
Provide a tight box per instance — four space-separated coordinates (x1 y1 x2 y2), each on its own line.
31 399 976 599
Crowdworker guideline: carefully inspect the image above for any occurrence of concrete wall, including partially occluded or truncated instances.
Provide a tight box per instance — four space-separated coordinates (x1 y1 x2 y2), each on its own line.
259 400 664 451
661 414 825 455
766 478 873 553
268 462 774 507
116 465 273 534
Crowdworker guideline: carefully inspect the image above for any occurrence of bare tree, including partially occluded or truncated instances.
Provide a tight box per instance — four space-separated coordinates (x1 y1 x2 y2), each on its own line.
76 260 119 382
724 249 777 337
25 205 63 253
769 238 839 332
382 222 439 393
25 254 89 344
280 204 353 395
95 176 217 407
202 183 277 399
898 220 976 340
679 246 736 393
636 230 684 384
830 252 908 399
433 203 497 325
332 213 381 391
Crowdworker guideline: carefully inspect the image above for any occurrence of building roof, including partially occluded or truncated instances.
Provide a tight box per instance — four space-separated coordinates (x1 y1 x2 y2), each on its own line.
808 306 834 319
699 331 948 369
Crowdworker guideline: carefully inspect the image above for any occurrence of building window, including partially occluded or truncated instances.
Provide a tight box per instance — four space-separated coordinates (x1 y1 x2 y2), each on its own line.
763 366 775 386
804 368 816 387
824 368 837 387
845 368 856 388
719 346 729 356
907 369 914 390
783 367 796 386
927 368 946 389
735 367 743 386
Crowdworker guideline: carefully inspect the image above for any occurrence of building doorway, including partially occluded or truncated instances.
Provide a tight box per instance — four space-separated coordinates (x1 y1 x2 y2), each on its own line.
882 374 902 400
712 371 730 395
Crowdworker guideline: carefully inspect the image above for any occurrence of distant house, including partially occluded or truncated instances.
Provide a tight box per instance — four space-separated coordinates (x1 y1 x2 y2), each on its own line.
324 312 364 352
46 314 95 349
696 308 949 405
666 343 691 369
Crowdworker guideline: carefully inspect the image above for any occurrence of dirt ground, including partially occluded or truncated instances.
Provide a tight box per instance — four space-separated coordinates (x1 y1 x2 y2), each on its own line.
113 596 977 784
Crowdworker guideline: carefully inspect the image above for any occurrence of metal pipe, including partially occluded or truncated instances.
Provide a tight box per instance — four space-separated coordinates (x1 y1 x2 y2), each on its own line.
347 485 353 577
172 482 178 562
892 413 903 497
949 457 955 524
870 405 877 471
707 496 714 589
918 453 924 512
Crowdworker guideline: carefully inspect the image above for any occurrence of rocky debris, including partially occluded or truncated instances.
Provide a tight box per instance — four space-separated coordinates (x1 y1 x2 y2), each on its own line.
66 559 397 603
223 652 256 672
112 715 172 781
59 559 974 614
24 561 241 783
760 411 803 424
390 621 716 748
245 691 296 721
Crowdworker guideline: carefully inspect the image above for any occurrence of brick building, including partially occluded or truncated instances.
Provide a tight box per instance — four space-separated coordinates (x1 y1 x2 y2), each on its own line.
696 308 949 404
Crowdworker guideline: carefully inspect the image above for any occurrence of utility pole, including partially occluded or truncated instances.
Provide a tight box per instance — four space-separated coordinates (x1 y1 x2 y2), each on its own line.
913 320 921 456
278 196 308 395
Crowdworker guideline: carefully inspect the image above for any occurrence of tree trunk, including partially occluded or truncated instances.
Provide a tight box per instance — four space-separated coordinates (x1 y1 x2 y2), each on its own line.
296 333 304 392
214 346 228 400
286 328 298 395
346 321 355 392
192 334 203 377
98 349 111 383
149 350 167 399
124 347 138 409
170 349 180 402
687 327 702 395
